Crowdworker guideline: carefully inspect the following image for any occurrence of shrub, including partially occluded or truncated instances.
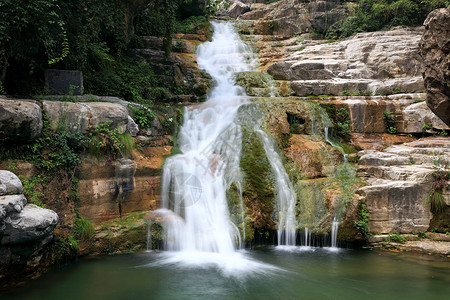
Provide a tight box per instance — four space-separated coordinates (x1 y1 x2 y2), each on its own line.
354 203 370 238
73 217 95 242
387 232 406 244
88 122 134 161
131 105 156 130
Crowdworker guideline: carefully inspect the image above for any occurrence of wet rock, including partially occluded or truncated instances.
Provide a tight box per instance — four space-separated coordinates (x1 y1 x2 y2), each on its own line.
0 99 43 143
76 155 162 223
420 8 450 126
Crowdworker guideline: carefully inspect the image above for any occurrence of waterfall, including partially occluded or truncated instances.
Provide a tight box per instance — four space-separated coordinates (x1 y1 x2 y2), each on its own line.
324 127 348 163
159 21 254 255
330 216 339 248
255 129 298 246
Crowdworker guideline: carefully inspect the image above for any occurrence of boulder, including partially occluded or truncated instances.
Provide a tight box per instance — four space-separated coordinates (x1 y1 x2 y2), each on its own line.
401 101 449 133
225 1 250 18
42 101 131 134
0 99 43 143
420 8 450 126
0 204 59 245
0 170 23 196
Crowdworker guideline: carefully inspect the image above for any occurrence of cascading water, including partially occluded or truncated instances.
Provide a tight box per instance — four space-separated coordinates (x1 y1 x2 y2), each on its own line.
159 21 254 255
255 128 298 246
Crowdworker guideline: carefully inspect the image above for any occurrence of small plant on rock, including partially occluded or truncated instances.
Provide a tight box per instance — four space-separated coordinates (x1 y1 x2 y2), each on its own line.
383 110 397 134
427 153 449 214
387 232 406 244
88 121 134 161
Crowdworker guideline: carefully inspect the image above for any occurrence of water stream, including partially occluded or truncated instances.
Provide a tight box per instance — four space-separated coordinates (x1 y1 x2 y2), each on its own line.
156 21 271 271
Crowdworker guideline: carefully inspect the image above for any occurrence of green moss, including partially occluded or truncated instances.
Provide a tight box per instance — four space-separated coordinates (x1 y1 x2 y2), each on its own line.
240 125 276 230
234 71 273 94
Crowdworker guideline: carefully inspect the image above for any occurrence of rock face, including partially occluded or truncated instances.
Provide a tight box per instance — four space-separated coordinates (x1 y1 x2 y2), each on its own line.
420 8 450 126
357 138 450 233
238 0 347 37
0 170 58 287
267 27 424 96
76 151 166 223
0 99 43 143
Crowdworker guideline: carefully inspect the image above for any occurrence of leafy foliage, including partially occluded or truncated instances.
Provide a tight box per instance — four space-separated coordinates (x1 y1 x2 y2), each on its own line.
383 110 398 134
427 155 449 214
387 232 406 244
354 203 370 238
87 122 134 161
131 105 156 130
326 0 450 40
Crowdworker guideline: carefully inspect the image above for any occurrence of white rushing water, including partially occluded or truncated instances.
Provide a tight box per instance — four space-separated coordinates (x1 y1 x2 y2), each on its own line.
160 21 254 254
155 22 285 274
255 129 298 246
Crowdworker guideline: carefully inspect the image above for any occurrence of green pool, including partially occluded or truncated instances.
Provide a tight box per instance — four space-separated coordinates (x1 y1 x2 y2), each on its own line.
3 247 449 300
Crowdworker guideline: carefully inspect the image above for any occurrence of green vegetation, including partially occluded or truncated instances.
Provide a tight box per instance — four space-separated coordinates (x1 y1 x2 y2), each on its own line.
383 110 398 134
0 0 214 102
387 232 406 244
326 0 450 40
73 217 95 242
240 126 276 231
87 122 135 161
130 105 157 130
21 175 47 208
354 203 371 238
321 104 352 141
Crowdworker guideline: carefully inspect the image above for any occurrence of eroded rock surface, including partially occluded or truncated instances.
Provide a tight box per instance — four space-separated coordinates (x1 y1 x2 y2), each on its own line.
420 8 450 126
357 138 450 233
267 27 424 96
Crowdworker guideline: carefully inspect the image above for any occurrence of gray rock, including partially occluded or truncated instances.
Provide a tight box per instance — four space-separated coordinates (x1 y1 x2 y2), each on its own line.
0 195 27 220
1 204 59 245
42 101 129 134
0 171 23 196
357 138 450 234
226 1 250 18
420 8 450 126
127 116 139 137
0 99 43 142
401 101 449 133
268 27 424 95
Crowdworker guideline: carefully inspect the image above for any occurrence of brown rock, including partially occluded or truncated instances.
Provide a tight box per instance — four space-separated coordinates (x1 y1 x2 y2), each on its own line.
420 8 450 126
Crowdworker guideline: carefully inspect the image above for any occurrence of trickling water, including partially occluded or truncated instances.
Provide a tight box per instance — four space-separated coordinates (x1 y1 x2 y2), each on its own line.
324 127 348 163
255 124 297 246
330 216 339 248
159 21 254 256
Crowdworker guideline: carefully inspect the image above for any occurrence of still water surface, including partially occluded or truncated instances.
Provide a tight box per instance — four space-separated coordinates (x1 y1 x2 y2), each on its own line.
3 247 449 300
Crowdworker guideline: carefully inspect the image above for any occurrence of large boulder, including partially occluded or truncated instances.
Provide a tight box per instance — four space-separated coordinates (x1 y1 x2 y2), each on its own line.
420 8 450 126
0 204 58 245
0 170 23 196
42 101 132 135
0 99 43 143
0 171 58 245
